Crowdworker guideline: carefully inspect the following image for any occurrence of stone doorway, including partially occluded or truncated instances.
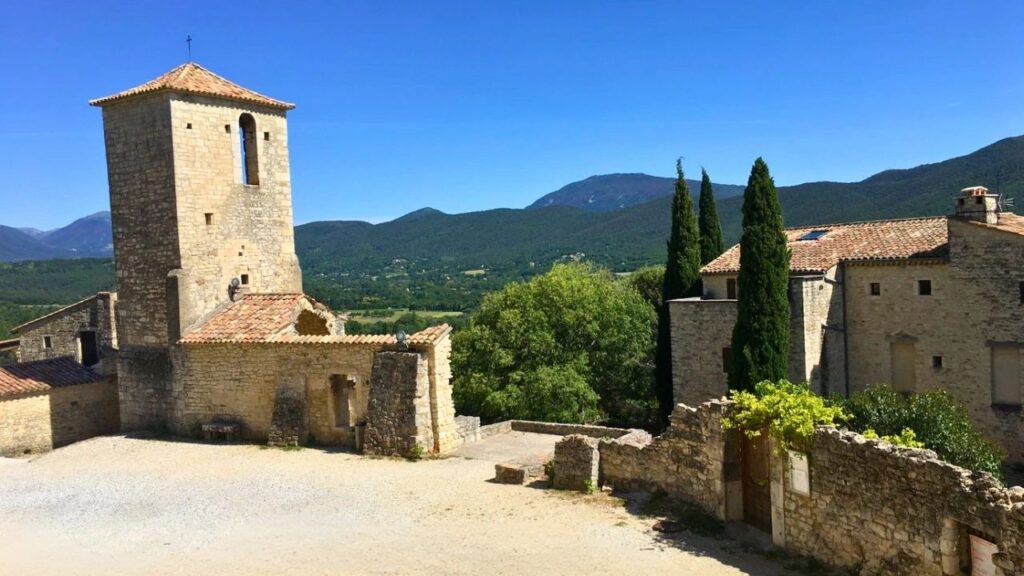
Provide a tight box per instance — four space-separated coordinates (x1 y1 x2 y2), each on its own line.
741 431 773 533
79 331 99 366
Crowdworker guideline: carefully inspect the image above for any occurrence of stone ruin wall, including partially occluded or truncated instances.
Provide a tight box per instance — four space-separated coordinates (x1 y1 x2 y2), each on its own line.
581 400 1024 575
598 400 732 520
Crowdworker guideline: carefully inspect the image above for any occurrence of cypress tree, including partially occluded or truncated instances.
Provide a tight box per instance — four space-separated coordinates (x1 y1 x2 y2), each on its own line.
729 158 791 392
655 158 701 424
698 168 725 265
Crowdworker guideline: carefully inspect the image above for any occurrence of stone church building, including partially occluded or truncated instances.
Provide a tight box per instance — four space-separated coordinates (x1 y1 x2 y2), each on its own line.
2 63 468 457
671 186 1024 459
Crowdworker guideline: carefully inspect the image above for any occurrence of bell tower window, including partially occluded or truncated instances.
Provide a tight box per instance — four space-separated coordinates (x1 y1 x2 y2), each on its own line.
239 113 259 185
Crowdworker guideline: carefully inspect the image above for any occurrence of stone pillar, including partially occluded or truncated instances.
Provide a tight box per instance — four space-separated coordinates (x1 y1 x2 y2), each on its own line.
552 434 600 491
939 519 960 576
268 374 307 447
364 351 434 457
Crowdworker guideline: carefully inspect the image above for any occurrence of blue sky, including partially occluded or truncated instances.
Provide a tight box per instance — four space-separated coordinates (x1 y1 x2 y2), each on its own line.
3 1 1024 229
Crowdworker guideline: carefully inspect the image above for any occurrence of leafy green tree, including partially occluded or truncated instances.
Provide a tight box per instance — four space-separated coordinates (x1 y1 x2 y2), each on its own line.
452 262 656 425
627 266 665 310
654 159 702 424
729 158 791 392
698 168 725 265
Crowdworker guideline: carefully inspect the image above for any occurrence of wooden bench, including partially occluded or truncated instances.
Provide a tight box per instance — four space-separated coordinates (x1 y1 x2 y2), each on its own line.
202 422 240 442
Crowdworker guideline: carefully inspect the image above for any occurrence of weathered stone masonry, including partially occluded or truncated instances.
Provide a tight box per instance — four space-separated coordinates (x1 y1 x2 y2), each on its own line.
566 400 1024 575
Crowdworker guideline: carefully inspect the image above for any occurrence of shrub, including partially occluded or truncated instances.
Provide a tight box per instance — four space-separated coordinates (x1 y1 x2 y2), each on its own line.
861 427 925 449
723 380 847 452
838 385 1005 478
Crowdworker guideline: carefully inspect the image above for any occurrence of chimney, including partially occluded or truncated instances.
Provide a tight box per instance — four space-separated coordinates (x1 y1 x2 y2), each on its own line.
954 186 999 224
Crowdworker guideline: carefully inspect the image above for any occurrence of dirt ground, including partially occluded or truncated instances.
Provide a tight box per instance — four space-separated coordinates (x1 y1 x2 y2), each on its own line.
0 435 799 576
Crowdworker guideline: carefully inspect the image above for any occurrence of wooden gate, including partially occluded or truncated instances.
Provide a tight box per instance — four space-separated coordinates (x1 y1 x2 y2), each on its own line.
741 431 773 533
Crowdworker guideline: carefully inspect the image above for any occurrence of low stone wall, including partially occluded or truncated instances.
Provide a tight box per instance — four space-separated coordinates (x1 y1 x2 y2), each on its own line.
599 401 733 520
509 420 632 439
0 379 119 457
581 399 1024 575
783 427 1024 575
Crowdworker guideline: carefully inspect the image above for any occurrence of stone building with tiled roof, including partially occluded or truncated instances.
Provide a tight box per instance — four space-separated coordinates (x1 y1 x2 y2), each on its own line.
671 186 1024 459
0 63 470 458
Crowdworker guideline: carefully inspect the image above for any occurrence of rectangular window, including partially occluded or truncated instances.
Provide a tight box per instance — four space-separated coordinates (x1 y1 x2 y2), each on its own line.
204 213 214 226
186 122 192 130
932 355 943 369
264 131 270 141
721 347 732 374
870 282 881 296
726 278 737 300
224 124 231 133
43 335 52 349
1019 282 1024 304
890 341 916 393
240 274 250 285
992 346 1021 408
918 280 932 296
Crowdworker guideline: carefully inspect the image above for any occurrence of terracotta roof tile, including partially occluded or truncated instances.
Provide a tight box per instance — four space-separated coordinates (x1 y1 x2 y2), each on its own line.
180 294 308 343
702 217 949 275
0 358 104 399
181 293 451 346
90 62 294 110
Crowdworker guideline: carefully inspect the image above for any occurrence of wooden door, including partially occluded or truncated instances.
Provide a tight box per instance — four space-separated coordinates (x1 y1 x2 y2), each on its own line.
741 432 772 533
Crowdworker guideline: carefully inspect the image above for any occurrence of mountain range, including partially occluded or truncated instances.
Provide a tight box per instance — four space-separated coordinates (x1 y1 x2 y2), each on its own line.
0 212 112 261
5 135 1024 271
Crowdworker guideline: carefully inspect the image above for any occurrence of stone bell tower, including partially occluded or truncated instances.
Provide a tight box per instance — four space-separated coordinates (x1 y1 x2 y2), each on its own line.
90 62 303 429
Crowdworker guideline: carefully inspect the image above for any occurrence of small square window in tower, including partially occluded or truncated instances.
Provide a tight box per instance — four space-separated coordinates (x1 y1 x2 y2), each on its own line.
918 280 932 296
204 213 214 226
870 282 881 296
240 274 249 286
932 355 943 369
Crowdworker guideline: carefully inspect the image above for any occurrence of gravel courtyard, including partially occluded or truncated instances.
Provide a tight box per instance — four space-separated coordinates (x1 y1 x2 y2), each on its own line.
0 435 792 576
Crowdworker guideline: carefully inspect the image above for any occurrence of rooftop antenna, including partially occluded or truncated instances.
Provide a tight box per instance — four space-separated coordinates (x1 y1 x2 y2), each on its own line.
186 34 193 62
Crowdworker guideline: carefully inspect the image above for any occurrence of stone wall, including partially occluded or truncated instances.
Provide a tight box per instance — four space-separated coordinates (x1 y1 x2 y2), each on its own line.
167 95 302 338
15 293 118 366
672 275 846 408
595 400 1024 575
782 427 1024 575
363 351 434 457
599 401 734 520
669 298 736 407
267 375 308 447
172 333 458 453
0 380 119 457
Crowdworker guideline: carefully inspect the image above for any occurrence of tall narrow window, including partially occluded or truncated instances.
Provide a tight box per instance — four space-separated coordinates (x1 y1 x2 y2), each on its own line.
239 113 259 185
992 346 1021 408
721 347 732 374
726 278 737 299
891 341 916 393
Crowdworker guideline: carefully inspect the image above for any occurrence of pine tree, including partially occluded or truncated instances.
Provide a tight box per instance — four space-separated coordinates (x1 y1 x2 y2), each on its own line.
655 158 701 424
728 158 791 392
698 168 725 265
